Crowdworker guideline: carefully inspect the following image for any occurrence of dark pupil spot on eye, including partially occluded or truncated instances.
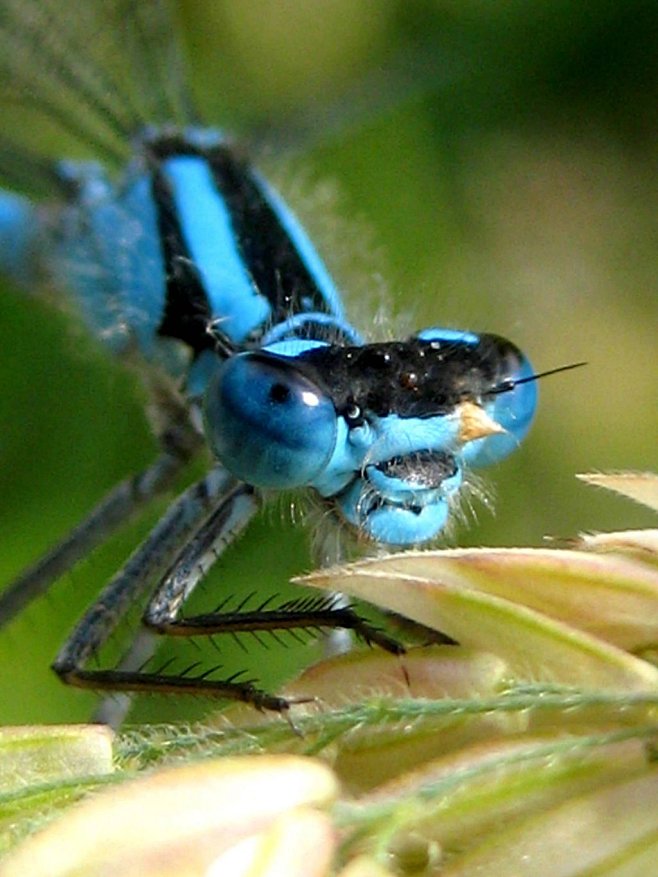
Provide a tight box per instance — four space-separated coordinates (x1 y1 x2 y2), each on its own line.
269 383 290 403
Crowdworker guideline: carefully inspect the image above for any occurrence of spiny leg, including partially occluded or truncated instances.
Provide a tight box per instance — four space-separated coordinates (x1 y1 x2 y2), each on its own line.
57 479 290 712
90 476 262 726
58 476 402 718
51 468 259 705
91 627 161 727
141 501 404 655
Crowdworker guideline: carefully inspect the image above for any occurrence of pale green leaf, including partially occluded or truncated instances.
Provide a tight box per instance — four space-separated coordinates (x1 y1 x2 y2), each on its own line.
0 725 114 795
578 472 658 513
440 767 658 876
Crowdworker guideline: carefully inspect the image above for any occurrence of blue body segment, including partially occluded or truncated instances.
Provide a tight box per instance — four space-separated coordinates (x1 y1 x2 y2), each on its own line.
0 192 35 281
163 155 271 344
58 167 167 357
1 129 349 370
416 327 480 346
0 128 538 547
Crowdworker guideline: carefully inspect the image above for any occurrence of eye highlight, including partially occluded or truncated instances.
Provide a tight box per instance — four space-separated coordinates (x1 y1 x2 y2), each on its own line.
205 352 338 488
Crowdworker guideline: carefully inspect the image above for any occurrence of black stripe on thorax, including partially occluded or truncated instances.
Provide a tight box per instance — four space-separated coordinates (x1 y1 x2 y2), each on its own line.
147 134 335 354
205 144 333 324
149 145 214 356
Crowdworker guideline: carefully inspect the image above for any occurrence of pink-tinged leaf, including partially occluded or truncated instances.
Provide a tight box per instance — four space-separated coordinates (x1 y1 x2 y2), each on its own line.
205 809 334 877
0 755 338 877
299 553 658 691
285 646 512 705
312 548 658 651
282 647 526 791
578 471 658 513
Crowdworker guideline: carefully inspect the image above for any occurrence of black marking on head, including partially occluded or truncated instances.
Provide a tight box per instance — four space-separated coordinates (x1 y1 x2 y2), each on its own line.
294 334 524 420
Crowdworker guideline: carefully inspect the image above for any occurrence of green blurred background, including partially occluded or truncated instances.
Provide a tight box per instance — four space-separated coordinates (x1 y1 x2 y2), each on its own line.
0 0 656 725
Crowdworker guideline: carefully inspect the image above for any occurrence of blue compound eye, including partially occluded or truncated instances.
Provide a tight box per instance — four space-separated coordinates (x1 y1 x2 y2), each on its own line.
465 339 538 467
205 352 338 488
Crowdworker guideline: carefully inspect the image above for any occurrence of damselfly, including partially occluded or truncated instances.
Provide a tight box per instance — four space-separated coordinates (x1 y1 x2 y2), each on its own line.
0 1 553 718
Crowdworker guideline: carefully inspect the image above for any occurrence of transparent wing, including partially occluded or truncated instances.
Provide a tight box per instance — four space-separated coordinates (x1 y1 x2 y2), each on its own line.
0 0 196 178
0 140 65 199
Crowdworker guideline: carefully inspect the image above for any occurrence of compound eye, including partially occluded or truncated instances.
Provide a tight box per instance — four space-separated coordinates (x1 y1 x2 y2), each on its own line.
467 339 538 467
491 343 537 440
205 352 337 488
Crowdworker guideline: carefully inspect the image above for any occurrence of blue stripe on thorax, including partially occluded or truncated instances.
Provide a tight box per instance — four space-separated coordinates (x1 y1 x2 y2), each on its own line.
1 131 361 395
162 155 271 344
